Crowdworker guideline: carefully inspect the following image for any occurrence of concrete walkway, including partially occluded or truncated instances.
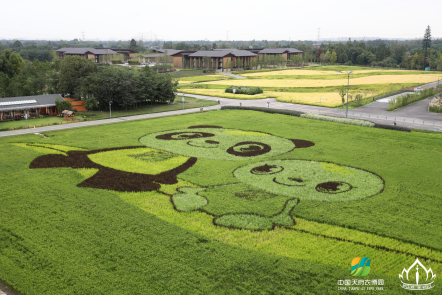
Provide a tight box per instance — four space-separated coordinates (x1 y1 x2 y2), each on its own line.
182 93 442 132
218 72 246 79
0 106 220 138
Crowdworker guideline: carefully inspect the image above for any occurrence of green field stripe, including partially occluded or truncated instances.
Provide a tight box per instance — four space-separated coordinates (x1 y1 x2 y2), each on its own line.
294 218 441 262
117 189 442 278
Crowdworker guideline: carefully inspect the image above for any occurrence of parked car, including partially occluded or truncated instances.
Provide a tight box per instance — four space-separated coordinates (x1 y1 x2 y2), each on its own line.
414 87 423 92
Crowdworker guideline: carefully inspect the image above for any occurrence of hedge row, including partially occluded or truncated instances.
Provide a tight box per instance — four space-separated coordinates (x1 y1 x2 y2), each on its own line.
220 106 411 132
374 123 411 132
220 106 303 117
300 113 375 127
225 86 263 95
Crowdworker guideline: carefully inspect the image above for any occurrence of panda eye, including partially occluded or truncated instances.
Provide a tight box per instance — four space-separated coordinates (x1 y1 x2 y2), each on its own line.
315 181 352 194
250 164 284 175
156 132 215 140
227 141 271 157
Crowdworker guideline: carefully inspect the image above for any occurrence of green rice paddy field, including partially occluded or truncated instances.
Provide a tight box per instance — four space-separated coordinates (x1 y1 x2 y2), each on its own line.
0 110 441 294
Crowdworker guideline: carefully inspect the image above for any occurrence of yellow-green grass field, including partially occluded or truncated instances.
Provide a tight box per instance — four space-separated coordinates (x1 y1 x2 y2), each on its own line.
178 74 233 84
182 88 349 106
203 74 442 88
240 69 438 77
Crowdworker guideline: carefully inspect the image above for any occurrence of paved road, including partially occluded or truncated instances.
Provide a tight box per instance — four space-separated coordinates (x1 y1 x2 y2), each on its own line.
0 106 220 138
1 90 441 138
182 93 442 132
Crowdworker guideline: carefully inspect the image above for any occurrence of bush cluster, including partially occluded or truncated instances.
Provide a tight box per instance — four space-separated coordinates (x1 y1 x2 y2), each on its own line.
300 113 375 127
388 88 440 111
225 86 263 95
374 123 411 132
55 97 73 113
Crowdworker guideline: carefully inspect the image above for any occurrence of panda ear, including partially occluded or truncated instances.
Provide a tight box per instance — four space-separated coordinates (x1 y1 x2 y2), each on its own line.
188 125 223 129
290 139 315 148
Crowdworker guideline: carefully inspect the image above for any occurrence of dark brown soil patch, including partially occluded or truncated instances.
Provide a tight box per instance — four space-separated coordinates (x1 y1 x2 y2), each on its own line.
187 125 223 129
227 141 271 157
30 146 197 192
290 139 315 148
315 181 352 194
156 132 215 140
251 164 284 175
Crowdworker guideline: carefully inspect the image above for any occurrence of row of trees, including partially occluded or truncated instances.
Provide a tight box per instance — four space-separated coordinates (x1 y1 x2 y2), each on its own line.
0 52 177 110
58 56 177 110
0 49 60 97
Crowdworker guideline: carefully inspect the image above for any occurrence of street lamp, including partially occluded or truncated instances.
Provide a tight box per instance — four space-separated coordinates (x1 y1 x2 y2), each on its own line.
336 71 353 117
345 71 353 118
109 101 112 118
319 98 327 113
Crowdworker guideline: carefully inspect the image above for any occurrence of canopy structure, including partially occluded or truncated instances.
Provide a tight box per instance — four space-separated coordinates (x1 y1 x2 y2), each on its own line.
0 94 64 120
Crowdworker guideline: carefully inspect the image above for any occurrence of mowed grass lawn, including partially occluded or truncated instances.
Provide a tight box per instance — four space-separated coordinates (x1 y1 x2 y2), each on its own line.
0 110 441 294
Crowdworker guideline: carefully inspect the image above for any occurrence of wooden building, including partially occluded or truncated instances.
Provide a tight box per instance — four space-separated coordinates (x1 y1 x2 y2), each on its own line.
111 49 136 61
142 49 183 64
0 94 66 120
257 48 303 60
174 50 257 69
55 48 120 63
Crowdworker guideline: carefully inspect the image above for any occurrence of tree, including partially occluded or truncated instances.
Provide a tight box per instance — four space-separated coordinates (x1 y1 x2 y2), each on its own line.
203 56 211 69
237 57 244 69
130 39 137 51
422 25 432 69
58 56 97 98
338 85 347 108
12 40 23 50
329 51 337 64
315 49 323 62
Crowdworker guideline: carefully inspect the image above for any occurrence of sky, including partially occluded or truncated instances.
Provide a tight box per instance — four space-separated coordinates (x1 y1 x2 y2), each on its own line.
1 0 441 41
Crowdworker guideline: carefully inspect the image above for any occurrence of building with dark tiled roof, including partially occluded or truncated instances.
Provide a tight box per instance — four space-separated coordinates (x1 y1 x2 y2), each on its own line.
55 48 119 63
172 49 257 69
0 94 66 120
257 48 303 60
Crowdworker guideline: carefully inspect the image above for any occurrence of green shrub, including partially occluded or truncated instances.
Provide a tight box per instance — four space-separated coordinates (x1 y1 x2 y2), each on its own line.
55 97 72 113
388 88 440 111
128 59 139 64
111 59 121 64
374 123 411 132
429 105 442 113
300 113 375 127
84 96 98 111
225 86 263 95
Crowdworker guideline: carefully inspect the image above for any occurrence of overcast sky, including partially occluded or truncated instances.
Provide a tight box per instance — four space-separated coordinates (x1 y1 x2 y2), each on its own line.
1 0 441 41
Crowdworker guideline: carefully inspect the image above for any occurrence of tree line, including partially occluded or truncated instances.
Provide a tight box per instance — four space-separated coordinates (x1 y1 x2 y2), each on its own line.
0 52 177 110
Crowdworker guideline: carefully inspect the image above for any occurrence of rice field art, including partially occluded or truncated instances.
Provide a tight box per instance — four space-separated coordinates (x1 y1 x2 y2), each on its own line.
0 110 441 294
